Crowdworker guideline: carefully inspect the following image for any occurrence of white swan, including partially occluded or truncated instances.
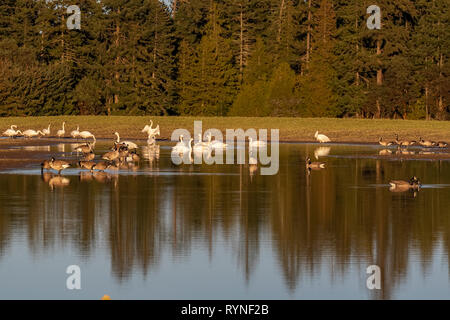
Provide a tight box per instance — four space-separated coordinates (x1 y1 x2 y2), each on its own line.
249 137 267 148
172 138 193 154
193 133 210 152
114 132 138 150
57 122 66 138
42 124 51 136
79 130 96 141
207 133 228 149
315 131 331 143
2 126 20 138
23 129 44 138
71 125 80 139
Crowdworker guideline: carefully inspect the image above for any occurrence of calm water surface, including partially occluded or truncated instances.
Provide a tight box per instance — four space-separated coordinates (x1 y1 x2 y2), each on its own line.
0 142 449 299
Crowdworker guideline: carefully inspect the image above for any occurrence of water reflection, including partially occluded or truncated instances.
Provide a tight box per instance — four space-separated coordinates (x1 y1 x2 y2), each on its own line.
0 144 449 299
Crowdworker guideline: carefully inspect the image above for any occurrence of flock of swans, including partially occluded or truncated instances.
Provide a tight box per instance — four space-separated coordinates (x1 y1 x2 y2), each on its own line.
1 121 448 193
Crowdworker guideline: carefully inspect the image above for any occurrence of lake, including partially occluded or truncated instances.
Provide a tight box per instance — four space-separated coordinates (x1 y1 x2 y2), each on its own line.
0 141 449 299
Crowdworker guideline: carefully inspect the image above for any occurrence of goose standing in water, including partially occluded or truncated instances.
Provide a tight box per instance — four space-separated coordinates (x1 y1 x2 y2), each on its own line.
419 137 434 147
93 161 112 172
42 124 51 136
83 151 95 161
79 161 96 172
102 143 120 161
248 137 267 148
57 122 66 138
437 141 448 148
305 157 325 170
115 132 138 150
49 157 70 174
378 137 393 147
22 129 44 138
41 160 52 172
75 142 93 155
126 150 140 162
389 176 421 192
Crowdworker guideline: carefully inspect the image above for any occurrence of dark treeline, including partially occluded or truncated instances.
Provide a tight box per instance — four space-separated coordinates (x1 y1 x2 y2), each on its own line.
0 0 448 119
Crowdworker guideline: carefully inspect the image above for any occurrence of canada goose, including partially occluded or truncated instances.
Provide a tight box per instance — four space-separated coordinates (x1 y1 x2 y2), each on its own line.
71 125 80 139
42 124 51 136
118 145 129 163
79 130 96 141
49 157 70 174
83 151 95 161
400 140 416 147
389 176 421 191
22 129 44 138
114 132 138 150
314 131 331 143
378 137 393 147
102 144 120 161
79 161 96 171
248 137 267 148
126 150 140 162
305 157 325 170
93 161 112 172
419 137 434 147
437 141 448 148
395 134 415 147
75 143 92 154
41 160 52 172
57 122 66 138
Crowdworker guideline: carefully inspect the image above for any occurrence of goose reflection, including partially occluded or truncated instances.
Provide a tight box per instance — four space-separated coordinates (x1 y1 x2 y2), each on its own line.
48 175 70 190
79 171 94 182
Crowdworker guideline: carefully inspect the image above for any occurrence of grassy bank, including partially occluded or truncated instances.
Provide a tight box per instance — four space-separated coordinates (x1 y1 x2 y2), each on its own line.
1 116 450 143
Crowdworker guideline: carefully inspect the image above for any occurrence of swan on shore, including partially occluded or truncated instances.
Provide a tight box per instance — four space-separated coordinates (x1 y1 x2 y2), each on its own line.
57 122 66 138
314 131 331 143
23 129 44 138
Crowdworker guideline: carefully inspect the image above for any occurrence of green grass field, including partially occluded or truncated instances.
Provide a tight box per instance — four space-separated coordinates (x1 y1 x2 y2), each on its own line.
1 116 450 143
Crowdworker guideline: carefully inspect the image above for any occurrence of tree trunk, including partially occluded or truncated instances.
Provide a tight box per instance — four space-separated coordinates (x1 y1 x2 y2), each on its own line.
114 9 121 105
306 0 312 67
239 4 244 83
376 39 382 118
